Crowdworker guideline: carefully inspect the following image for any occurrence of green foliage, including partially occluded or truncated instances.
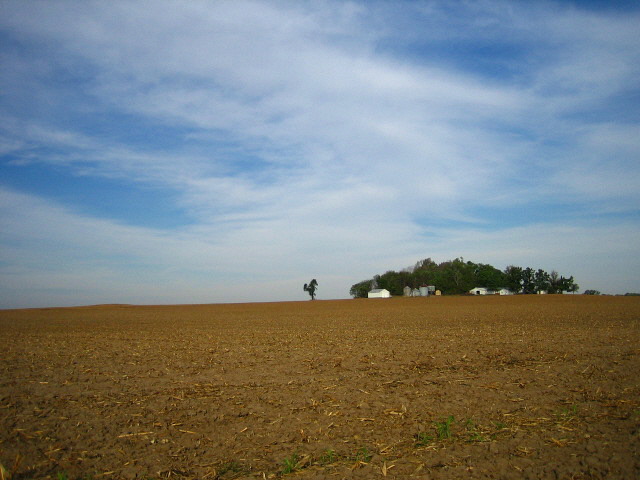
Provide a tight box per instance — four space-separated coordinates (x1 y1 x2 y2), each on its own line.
504 265 523 293
352 446 373 463
350 279 372 298
281 452 300 474
414 431 433 446
534 268 550 293
557 404 578 420
375 270 405 296
349 257 577 296
435 415 455 440
415 418 511 446
436 258 475 294
319 449 336 464
475 263 507 290
521 267 536 294
563 275 579 294
464 419 486 442
303 279 318 300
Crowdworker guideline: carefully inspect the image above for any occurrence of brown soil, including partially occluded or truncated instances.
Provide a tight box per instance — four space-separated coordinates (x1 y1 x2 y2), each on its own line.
1 295 639 479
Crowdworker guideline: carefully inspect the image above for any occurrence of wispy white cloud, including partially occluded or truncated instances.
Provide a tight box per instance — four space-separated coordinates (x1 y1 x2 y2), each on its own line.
2 184 637 308
1 1 639 307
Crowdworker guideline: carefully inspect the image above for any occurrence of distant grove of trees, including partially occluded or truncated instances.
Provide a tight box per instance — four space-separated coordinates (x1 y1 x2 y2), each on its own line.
349 257 579 298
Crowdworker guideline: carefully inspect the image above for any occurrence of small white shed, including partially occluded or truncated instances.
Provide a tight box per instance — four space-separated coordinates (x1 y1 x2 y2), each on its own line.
368 288 391 298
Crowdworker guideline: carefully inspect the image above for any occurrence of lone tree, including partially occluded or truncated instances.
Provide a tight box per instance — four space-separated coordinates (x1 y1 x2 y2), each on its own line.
303 279 318 300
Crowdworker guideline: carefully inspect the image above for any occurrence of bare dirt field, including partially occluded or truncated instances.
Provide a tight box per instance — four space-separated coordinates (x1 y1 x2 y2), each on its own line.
1 295 639 479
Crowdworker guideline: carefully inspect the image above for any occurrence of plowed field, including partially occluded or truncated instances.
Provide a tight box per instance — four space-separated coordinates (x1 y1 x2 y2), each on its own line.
1 295 639 479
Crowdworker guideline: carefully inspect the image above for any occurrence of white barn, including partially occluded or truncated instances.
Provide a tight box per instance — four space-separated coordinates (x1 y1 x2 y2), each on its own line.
470 287 491 295
470 287 513 296
368 288 391 298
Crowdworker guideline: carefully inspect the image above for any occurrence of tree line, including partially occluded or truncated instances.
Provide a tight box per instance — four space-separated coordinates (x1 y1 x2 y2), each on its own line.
349 257 579 298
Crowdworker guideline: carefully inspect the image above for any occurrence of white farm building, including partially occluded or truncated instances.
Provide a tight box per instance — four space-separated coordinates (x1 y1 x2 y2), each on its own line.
368 288 391 298
469 287 513 296
470 287 491 296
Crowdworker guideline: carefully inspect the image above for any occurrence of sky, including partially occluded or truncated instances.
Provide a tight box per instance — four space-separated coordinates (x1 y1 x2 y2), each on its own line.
1 0 639 308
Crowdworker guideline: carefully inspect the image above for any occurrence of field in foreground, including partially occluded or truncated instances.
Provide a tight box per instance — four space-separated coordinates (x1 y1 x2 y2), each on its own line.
1 295 639 479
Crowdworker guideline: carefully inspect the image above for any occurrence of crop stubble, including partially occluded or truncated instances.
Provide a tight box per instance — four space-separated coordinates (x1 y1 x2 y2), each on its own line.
0 295 639 479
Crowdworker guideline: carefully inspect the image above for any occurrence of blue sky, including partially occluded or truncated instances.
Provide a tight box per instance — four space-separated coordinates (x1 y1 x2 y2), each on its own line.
1 1 639 307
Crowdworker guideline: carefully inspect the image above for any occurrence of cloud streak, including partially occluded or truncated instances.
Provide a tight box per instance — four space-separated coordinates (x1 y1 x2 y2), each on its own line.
1 1 639 307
